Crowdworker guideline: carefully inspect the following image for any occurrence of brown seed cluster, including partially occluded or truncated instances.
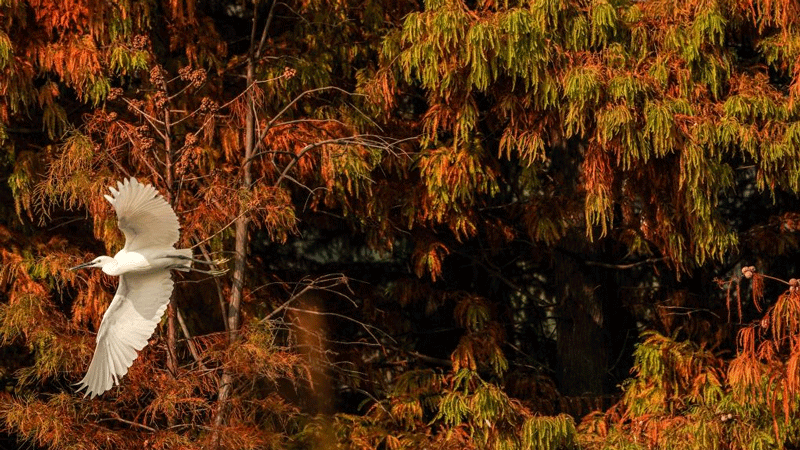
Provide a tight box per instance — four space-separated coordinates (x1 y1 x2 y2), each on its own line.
126 99 144 113
781 215 800 232
175 145 202 175
131 35 148 50
741 266 756 279
184 132 198 146
140 137 155 150
135 125 155 150
283 66 297 79
200 97 219 113
179 66 207 87
178 66 192 80
150 65 167 86
107 87 123 101
153 91 168 109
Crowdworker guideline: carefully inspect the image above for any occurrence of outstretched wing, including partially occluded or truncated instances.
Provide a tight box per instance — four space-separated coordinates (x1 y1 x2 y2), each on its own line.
104 178 180 252
76 270 173 398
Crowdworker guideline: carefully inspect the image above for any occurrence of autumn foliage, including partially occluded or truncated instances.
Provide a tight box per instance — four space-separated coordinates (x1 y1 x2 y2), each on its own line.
3 0 800 448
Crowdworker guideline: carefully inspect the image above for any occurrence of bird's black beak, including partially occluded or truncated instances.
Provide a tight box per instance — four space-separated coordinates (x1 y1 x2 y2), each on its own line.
70 261 94 271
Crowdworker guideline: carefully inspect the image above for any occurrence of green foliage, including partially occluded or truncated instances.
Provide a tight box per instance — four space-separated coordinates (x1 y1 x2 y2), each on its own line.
415 141 499 228
321 368 577 449
590 304 800 450
622 332 723 417
522 415 577 450
380 0 800 268
109 45 150 75
563 65 602 137
0 29 11 70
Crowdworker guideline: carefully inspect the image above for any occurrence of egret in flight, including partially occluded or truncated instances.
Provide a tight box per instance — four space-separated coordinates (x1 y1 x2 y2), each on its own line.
71 177 220 398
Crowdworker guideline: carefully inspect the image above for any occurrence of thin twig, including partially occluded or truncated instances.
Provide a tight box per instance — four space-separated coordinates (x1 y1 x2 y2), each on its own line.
100 413 156 432
190 209 250 250
119 127 164 185
265 87 363 132
255 0 277 59
197 243 229 327
176 307 208 370
757 273 790 285
284 306 386 346
584 257 667 270
264 274 351 320
658 305 721 319
271 135 402 187
121 98 167 139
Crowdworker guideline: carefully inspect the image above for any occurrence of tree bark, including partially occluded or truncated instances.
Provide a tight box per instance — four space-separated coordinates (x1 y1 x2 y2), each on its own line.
213 3 261 432
554 253 607 401
163 87 179 378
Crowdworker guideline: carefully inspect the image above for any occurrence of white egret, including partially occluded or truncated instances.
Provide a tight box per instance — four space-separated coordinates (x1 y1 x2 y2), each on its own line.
71 177 220 398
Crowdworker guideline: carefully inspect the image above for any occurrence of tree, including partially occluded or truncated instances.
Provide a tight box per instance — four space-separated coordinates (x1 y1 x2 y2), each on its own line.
1 0 408 447
3 0 800 449
367 0 800 398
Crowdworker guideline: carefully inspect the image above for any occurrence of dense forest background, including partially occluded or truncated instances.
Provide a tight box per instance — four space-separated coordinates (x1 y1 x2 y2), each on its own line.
3 0 800 448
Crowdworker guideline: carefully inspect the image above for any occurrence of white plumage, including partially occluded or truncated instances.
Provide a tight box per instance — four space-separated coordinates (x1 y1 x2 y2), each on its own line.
71 178 202 398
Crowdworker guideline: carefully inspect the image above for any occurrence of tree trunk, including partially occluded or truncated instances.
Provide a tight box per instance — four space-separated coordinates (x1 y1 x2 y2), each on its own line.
213 8 259 433
554 255 607 402
163 93 179 378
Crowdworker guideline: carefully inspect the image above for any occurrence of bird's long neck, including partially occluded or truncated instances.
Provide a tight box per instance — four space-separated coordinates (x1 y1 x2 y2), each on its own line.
100 257 120 276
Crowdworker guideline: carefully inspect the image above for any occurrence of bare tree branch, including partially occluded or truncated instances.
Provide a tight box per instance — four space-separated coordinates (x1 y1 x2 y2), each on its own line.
584 257 667 270
176 307 208 370
272 134 414 187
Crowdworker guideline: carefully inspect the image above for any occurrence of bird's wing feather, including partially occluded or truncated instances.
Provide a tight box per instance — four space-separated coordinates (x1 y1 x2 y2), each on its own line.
76 270 173 398
104 178 180 251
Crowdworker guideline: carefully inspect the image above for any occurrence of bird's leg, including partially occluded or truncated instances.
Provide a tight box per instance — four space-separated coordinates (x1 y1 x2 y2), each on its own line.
166 263 228 276
185 266 228 276
165 254 229 276
169 254 231 266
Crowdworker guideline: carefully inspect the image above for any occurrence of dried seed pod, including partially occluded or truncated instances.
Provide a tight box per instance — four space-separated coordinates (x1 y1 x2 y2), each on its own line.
283 66 297 79
184 132 198 146
107 88 123 101
126 99 145 113
131 35 148 50
140 137 155 150
149 65 167 86
190 69 206 87
153 91 168 109
178 66 192 80
200 97 219 113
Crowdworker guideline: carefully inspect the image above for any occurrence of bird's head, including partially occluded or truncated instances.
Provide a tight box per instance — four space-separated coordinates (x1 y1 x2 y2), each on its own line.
70 256 114 271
